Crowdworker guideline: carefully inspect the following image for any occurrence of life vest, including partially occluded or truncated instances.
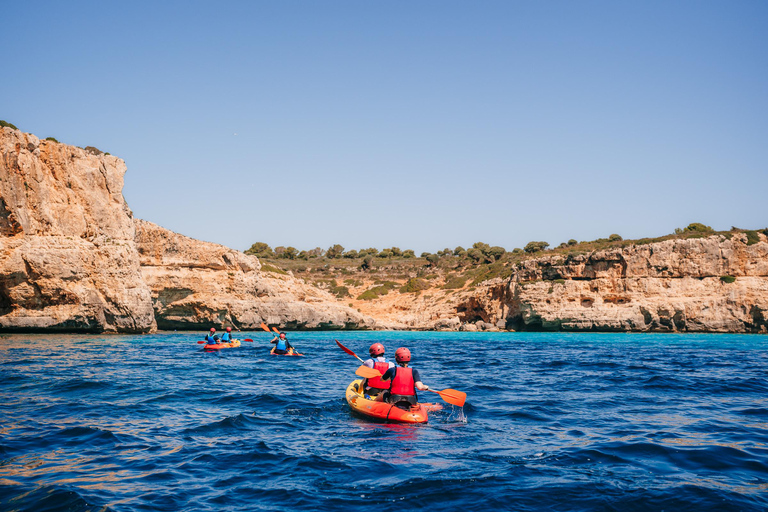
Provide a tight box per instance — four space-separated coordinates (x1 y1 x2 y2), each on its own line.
366 361 391 390
221 333 231 342
389 367 415 396
205 335 217 344
276 338 287 351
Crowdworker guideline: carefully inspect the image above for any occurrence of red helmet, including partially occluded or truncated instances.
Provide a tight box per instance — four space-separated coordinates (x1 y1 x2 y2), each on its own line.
226 327 232 332
395 347 411 363
369 343 385 356
210 328 216 332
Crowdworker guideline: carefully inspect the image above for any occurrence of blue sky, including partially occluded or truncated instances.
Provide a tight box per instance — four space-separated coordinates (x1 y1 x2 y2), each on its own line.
4 1 766 253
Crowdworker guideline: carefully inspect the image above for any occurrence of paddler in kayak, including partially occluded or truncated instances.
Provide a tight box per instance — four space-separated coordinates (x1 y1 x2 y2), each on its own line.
376 347 429 407
359 343 395 397
220 327 233 343
204 328 220 345
271 332 295 355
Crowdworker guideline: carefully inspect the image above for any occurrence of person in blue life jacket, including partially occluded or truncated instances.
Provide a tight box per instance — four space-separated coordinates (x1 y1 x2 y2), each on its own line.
375 347 429 407
271 332 294 354
220 327 233 343
359 343 395 397
204 328 220 345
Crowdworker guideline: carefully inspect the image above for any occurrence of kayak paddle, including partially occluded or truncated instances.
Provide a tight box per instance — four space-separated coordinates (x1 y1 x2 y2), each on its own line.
260 323 271 333
355 365 382 379
427 388 467 407
335 339 365 364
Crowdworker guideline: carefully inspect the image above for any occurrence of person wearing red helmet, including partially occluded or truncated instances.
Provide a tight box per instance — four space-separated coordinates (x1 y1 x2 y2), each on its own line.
220 326 234 342
204 327 219 345
360 343 395 397
376 347 429 407
270 332 294 355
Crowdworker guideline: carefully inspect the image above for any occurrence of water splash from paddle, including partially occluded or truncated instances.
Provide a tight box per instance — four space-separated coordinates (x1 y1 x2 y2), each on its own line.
447 405 468 424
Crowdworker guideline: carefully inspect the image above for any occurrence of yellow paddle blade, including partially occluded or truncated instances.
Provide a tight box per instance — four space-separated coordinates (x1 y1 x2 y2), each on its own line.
355 365 382 379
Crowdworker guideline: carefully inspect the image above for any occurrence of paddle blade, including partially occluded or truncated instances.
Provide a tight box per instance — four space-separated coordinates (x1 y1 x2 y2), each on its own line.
197 341 206 344
335 339 357 358
272 327 280 334
355 365 382 379
243 339 253 342
260 323 271 333
431 388 467 407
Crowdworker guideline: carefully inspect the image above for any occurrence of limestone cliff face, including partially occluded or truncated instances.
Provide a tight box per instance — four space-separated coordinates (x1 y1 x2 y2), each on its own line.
0 126 372 332
501 235 768 333
135 220 374 330
0 127 155 332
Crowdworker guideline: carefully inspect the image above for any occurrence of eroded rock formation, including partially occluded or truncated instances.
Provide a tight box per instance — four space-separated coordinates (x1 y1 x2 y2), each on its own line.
0 127 155 332
0 126 372 332
136 219 373 330
503 235 768 333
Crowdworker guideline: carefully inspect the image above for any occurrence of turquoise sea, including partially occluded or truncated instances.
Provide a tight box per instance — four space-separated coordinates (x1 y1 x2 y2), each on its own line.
1 331 767 511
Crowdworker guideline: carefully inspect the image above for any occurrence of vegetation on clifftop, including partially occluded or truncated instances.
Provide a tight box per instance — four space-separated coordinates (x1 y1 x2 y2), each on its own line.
245 224 767 307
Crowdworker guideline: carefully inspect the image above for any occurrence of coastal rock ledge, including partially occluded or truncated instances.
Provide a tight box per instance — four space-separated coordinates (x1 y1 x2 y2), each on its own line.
501 235 768 333
0 126 372 332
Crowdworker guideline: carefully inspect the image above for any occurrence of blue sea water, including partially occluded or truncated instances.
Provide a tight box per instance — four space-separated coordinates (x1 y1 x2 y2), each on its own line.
1 331 767 512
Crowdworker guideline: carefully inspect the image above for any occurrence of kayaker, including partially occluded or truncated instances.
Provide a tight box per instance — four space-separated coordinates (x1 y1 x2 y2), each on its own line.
220 327 233 343
204 328 220 345
361 343 395 397
271 332 294 355
377 347 429 407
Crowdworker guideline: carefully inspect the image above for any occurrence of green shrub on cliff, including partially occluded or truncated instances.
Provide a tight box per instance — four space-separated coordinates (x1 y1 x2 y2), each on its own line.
45 137 59 142
684 223 714 233
609 234 623 242
357 281 398 300
720 275 736 284
400 278 430 293
0 120 19 130
442 275 467 289
745 231 760 246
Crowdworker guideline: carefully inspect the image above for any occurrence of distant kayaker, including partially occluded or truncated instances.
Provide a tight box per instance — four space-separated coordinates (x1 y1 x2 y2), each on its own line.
271 332 294 355
220 327 233 342
361 343 395 397
204 328 220 345
377 347 429 407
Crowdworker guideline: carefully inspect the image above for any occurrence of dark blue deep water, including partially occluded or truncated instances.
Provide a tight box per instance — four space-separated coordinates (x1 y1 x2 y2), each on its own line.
1 332 767 511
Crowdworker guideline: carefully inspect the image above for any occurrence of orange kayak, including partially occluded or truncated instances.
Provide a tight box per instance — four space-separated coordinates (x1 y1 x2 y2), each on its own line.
345 379 440 423
203 339 242 351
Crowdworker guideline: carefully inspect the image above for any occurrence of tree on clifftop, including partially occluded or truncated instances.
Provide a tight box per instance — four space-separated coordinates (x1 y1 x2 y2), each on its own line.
245 242 273 258
684 223 714 233
326 244 344 258
524 241 550 253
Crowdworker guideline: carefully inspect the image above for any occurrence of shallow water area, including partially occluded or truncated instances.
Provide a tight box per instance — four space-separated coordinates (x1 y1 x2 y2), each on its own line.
1 331 767 511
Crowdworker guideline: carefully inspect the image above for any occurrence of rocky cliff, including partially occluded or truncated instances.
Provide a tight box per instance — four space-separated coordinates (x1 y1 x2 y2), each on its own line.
0 126 372 332
500 235 768 333
0 127 155 332
136 219 373 330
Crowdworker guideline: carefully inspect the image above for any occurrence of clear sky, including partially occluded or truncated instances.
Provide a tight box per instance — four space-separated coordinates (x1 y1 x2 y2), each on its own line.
4 1 766 254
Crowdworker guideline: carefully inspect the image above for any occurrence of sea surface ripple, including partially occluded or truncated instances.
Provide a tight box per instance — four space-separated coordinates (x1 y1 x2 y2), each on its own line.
1 332 767 511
